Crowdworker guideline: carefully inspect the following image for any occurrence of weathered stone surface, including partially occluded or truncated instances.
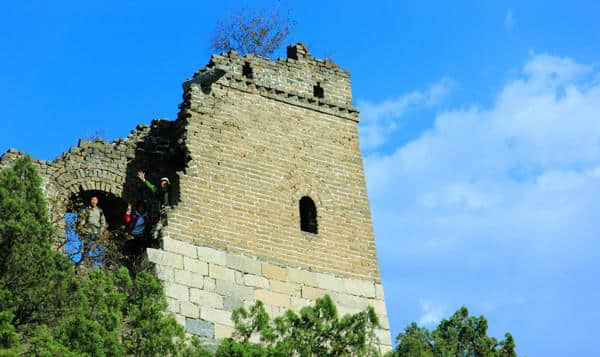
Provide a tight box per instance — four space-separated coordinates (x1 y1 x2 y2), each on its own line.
316 273 345 293
146 249 183 269
254 289 290 308
234 271 244 285
287 267 318 286
164 282 189 301
184 256 208 275
223 296 244 311
201 307 234 327
244 274 269 288
269 305 287 318
301 286 327 300
262 264 287 281
379 344 393 355
290 296 311 310
163 237 197 258
197 246 226 265
209 264 235 281
333 292 368 309
190 289 224 309
369 298 388 316
337 305 363 316
343 278 376 298
270 280 300 297
377 314 390 329
226 254 261 275
215 279 254 300
214 323 235 339
375 284 385 300
374 328 392 346
204 277 216 292
175 314 186 327
243 299 258 311
181 302 200 318
186 318 214 338
175 269 204 288
167 298 180 314
154 265 174 282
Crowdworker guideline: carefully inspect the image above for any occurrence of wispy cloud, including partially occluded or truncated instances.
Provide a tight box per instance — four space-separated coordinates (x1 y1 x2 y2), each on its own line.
367 54 600 348
417 300 448 326
504 10 515 29
357 78 454 151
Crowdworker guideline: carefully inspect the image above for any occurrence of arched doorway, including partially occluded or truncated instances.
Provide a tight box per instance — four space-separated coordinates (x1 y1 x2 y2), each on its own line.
65 190 127 269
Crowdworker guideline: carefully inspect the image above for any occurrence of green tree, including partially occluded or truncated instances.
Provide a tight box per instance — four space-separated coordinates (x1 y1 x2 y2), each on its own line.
0 156 210 356
0 155 76 330
217 295 381 356
393 307 516 357
0 311 20 356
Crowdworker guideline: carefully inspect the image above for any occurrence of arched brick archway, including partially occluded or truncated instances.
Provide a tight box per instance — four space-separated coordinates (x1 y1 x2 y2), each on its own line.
60 178 125 201
49 169 127 221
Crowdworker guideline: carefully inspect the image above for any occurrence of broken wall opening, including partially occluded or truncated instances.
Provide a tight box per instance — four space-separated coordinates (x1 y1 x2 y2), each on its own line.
120 118 190 258
65 189 128 270
122 119 189 215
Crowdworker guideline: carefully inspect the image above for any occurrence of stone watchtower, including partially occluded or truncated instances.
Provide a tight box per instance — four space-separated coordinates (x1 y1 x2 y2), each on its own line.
0 43 391 351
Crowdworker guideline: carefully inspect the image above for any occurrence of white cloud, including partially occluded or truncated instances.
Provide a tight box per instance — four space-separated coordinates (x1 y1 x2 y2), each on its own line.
357 78 453 151
417 300 448 326
504 11 515 29
367 53 600 275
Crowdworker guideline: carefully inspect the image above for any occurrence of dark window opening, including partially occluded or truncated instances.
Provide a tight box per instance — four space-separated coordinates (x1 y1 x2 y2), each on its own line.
242 62 253 79
299 196 318 234
313 82 324 99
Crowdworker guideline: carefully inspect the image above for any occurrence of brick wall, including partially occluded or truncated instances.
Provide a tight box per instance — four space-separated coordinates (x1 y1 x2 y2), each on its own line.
166 43 380 282
0 42 391 351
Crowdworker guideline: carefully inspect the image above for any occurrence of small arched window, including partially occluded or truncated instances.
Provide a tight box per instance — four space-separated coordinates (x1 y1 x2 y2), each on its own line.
299 196 318 234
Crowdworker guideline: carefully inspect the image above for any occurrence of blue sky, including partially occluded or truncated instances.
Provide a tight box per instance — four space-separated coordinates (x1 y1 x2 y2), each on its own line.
2 1 600 355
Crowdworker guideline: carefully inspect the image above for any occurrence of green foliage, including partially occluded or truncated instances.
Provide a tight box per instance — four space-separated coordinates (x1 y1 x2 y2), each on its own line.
393 306 517 357
217 295 381 356
0 312 20 356
0 155 76 329
0 157 209 356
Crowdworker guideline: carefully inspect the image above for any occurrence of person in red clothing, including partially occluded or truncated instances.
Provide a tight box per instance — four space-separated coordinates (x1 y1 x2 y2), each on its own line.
123 200 157 255
124 200 154 238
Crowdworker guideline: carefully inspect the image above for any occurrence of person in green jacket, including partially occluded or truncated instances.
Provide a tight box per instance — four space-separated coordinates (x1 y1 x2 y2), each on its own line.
137 171 171 239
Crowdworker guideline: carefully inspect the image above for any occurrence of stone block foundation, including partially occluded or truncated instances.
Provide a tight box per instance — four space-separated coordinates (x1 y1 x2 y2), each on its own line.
147 237 392 353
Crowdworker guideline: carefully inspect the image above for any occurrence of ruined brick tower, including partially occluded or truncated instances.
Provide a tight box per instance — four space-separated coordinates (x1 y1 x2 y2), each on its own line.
0 43 391 352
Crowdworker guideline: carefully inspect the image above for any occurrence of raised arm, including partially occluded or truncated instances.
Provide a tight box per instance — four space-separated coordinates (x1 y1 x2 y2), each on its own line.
138 171 157 193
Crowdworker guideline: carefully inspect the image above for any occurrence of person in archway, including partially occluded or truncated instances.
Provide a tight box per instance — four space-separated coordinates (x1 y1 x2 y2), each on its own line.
124 200 151 239
137 171 171 239
77 195 108 264
123 200 155 254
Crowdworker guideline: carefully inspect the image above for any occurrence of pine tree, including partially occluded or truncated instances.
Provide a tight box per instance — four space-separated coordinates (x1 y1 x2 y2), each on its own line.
0 156 210 355
0 156 76 332
393 306 517 357
217 295 382 356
